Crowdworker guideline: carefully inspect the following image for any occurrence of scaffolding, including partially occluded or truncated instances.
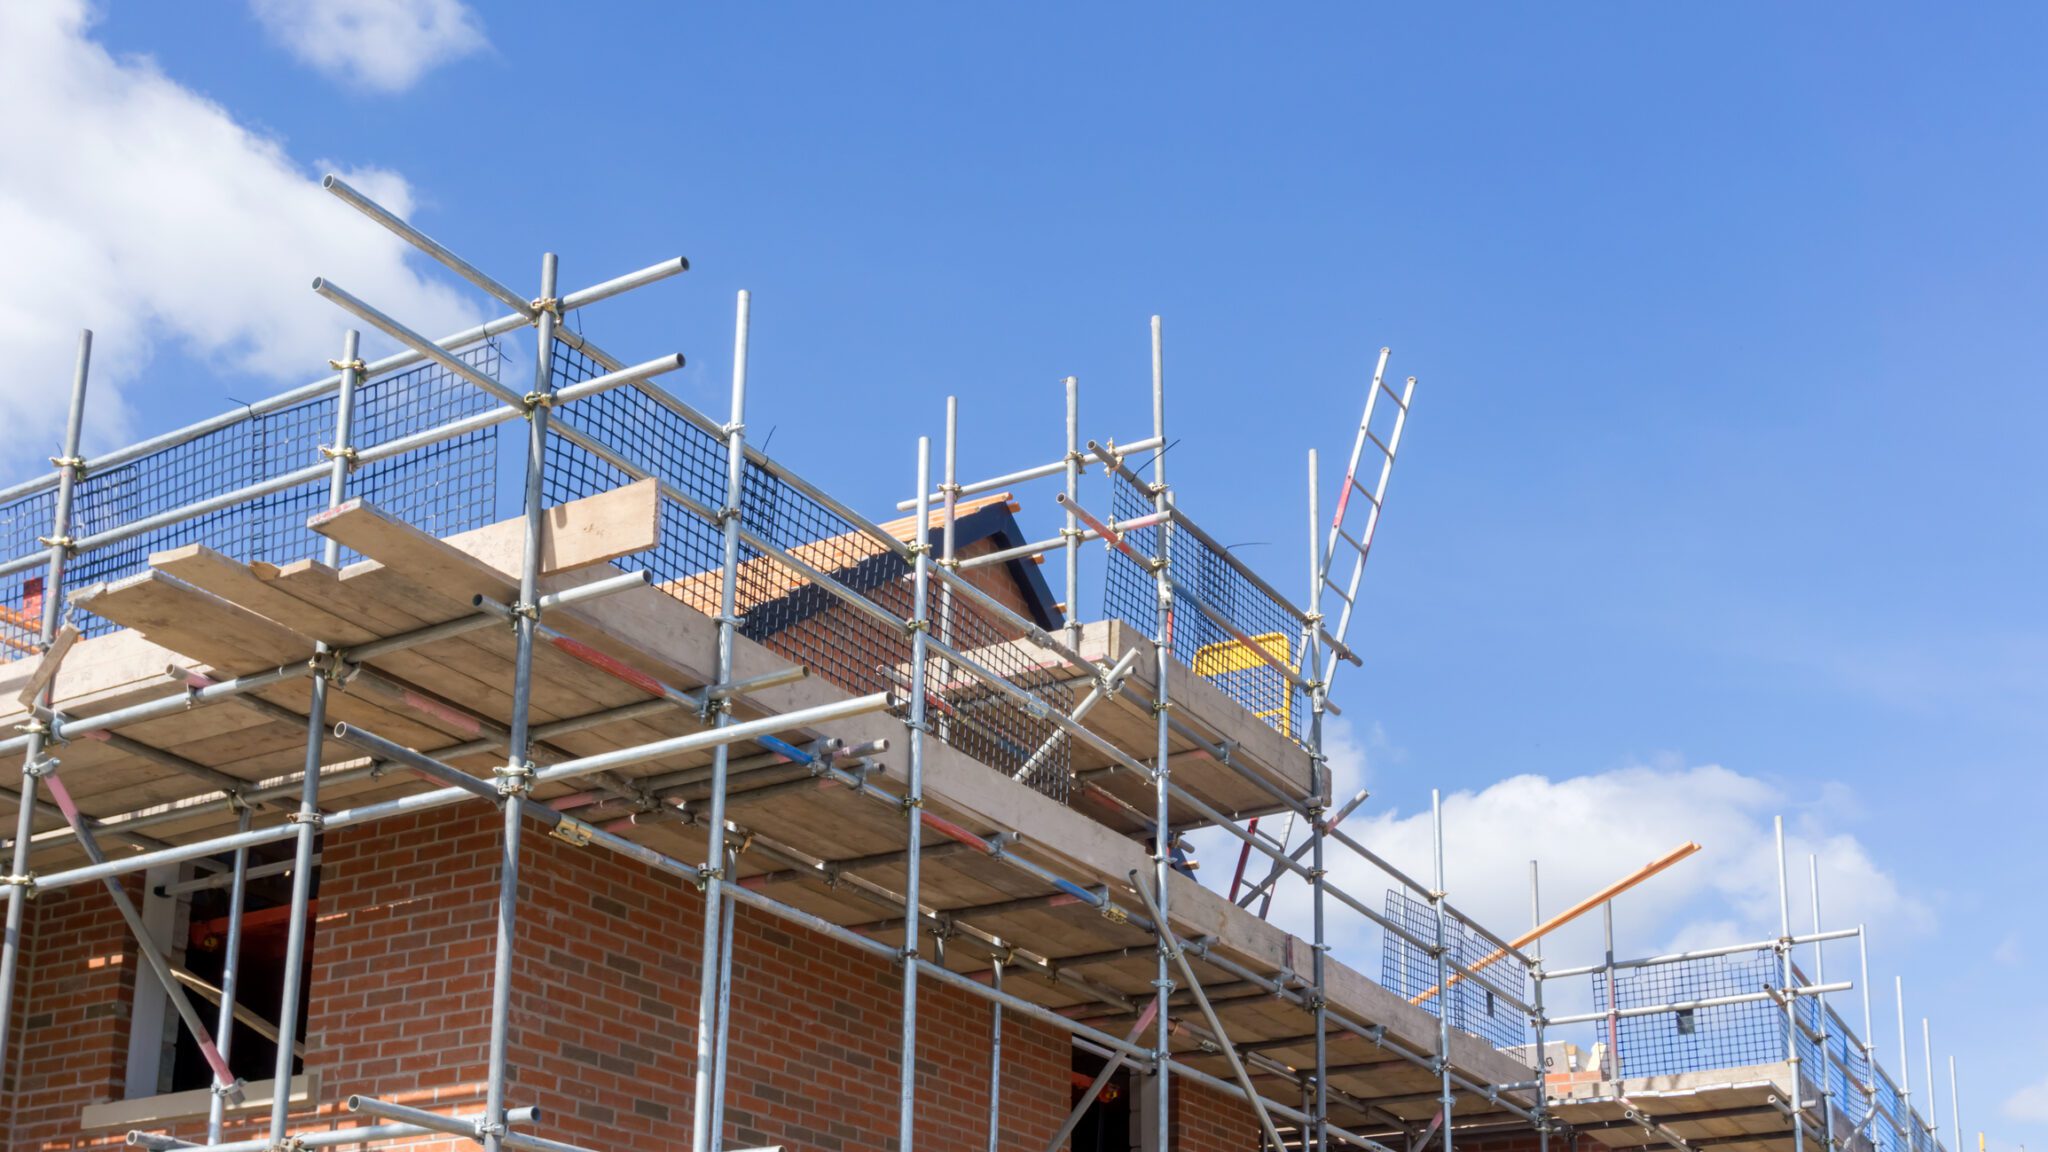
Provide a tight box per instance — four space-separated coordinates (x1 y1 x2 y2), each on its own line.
0 179 1966 1152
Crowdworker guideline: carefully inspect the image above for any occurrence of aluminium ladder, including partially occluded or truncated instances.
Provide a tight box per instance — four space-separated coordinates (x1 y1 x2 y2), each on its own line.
1227 348 1417 920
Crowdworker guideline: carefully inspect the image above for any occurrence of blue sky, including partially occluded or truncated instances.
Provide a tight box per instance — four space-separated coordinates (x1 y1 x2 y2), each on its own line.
2 2 2042 1143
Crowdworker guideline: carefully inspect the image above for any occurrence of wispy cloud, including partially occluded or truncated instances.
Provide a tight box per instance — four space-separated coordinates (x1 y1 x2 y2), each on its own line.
249 0 486 94
2006 1074 2048 1123
0 1 482 462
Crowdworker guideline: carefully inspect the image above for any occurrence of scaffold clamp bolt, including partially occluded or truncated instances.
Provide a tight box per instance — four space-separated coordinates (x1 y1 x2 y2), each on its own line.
530 296 562 318
287 811 325 828
548 818 595 848
35 534 74 551
318 443 361 470
327 357 367 374
494 760 535 796
1 873 36 897
49 455 85 471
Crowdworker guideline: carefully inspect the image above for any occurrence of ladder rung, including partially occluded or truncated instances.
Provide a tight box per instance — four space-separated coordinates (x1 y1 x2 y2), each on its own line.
1379 379 1409 410
1321 576 1354 604
1338 526 1370 556
1349 477 1382 507
1366 429 1396 459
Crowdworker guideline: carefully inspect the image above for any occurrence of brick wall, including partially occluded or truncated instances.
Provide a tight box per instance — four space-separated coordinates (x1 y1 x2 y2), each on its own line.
6 882 137 1152
1172 1077 1265 1152
4 807 1076 1152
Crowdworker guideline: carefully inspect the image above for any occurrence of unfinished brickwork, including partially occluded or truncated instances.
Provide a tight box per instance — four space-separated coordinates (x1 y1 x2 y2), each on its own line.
6 809 1075 1152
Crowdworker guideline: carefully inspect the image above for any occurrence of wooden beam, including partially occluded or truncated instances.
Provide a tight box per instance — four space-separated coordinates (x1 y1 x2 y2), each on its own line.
1410 840 1703 1007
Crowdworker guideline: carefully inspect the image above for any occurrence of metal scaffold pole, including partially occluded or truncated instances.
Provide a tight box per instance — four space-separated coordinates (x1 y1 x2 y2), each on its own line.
692 288 751 1152
0 331 91 1093
1305 447 1330 1152
1923 1018 1937 1146
1858 926 1877 1148
1777 817 1807 1152
1431 790 1454 1152
898 436 935 1152
1897 978 1913 1145
987 955 1004 1152
1531 860 1549 1152
1948 1055 1960 1152
1810 855 1836 1152
1148 315 1174 1149
205 806 254 1144
1064 375 1081 653
269 327 363 1145
481 253 560 1152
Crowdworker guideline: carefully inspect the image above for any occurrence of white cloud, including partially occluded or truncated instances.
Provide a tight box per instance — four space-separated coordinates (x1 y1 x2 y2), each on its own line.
1187 721 1930 1031
2006 1074 2048 1122
0 1 483 461
249 0 486 93
1993 934 2023 968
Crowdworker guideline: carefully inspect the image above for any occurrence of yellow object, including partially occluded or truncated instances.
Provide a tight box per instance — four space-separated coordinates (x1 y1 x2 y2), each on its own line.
1192 631 1296 737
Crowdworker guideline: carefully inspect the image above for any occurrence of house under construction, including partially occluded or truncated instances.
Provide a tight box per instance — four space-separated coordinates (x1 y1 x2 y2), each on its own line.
0 181 1967 1152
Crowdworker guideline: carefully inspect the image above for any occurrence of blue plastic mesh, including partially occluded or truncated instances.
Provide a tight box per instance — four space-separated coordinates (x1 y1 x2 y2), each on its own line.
0 490 57 659
538 344 1072 798
1379 888 1527 1049
1575 951 1942 1152
1592 948 1786 1079
1103 469 1309 744
0 346 502 650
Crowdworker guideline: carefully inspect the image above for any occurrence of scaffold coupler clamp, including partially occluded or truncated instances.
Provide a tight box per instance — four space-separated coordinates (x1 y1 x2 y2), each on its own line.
311 650 354 687
548 816 595 849
698 692 729 724
1 871 36 899
24 754 57 779
1098 901 1128 925
318 443 361 471
529 296 561 322
35 534 75 554
272 1134 308 1152
494 759 535 798
287 810 325 829
327 357 367 375
212 1075 248 1102
692 861 725 893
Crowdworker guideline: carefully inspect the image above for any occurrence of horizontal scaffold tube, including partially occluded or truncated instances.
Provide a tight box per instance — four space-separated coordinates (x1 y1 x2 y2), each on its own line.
32 692 889 893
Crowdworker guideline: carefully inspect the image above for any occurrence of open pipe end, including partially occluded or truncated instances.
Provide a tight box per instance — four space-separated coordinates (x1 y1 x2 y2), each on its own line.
331 722 352 739
310 277 328 291
320 173 340 190
345 1095 368 1113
